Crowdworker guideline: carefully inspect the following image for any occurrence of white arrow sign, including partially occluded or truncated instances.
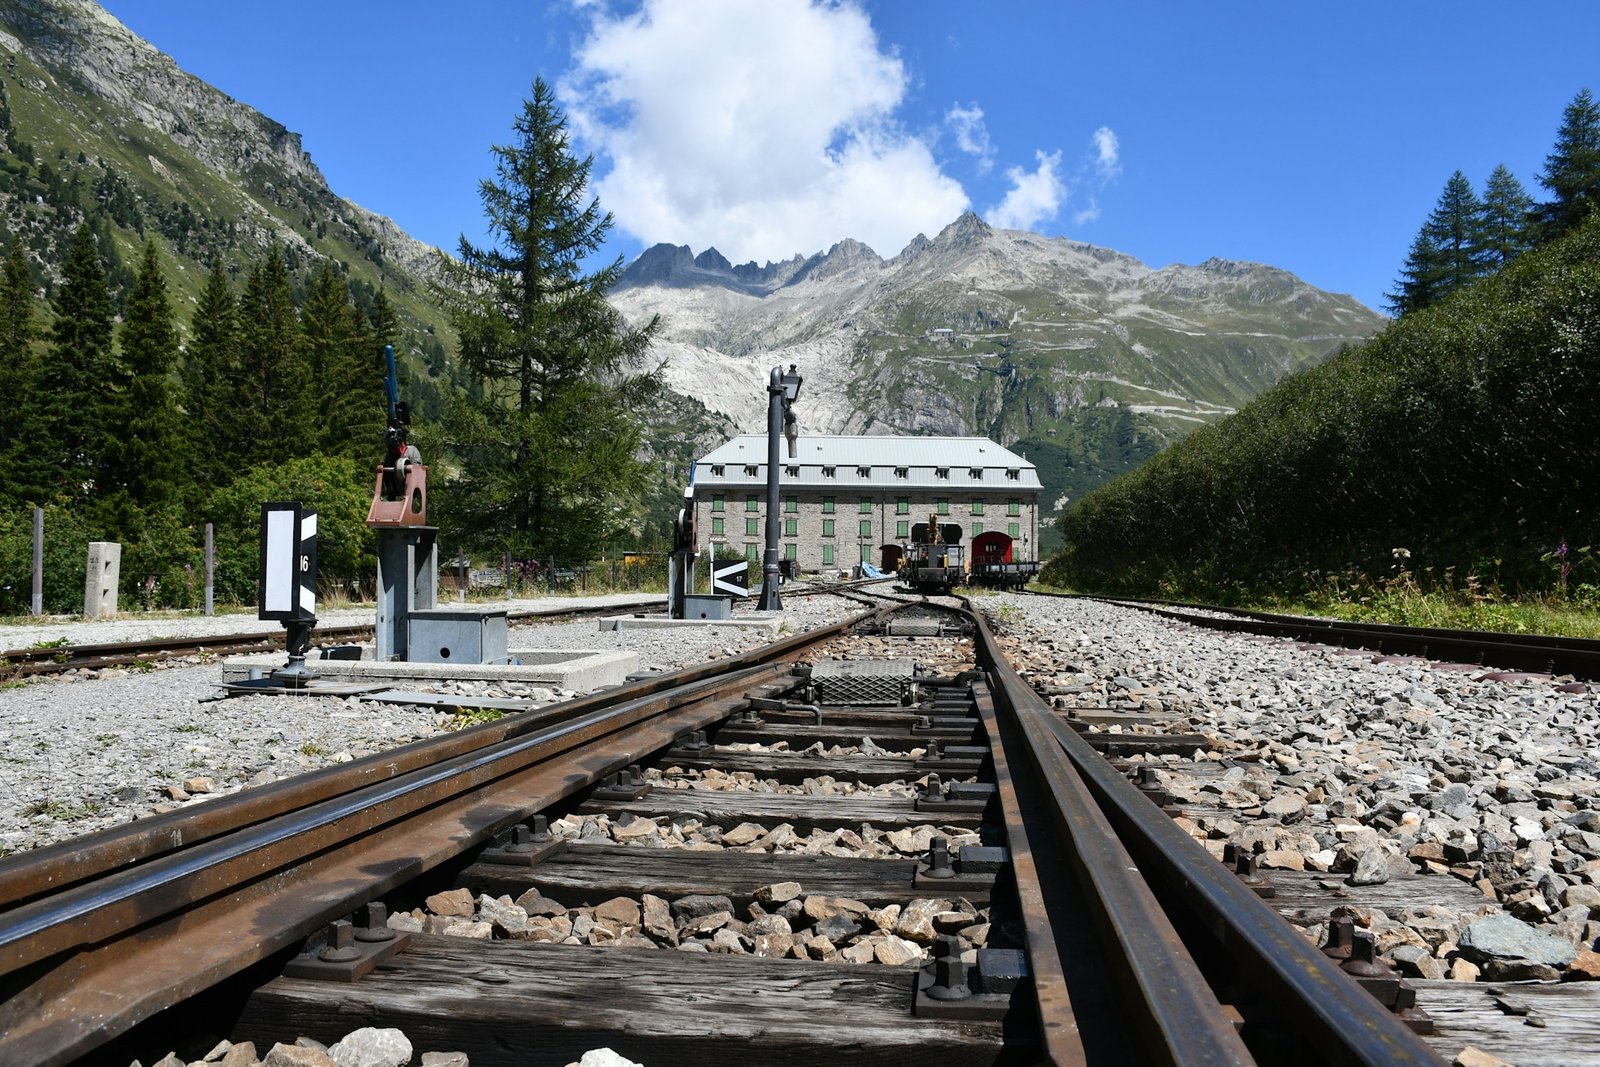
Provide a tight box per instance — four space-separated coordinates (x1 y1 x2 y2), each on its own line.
712 559 749 597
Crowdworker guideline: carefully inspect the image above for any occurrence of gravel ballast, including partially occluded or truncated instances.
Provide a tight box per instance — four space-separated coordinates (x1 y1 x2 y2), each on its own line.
979 591 1600 985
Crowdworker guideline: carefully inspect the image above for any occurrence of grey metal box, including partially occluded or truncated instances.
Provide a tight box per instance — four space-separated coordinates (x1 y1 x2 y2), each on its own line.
810 658 916 705
682 594 733 620
407 609 509 664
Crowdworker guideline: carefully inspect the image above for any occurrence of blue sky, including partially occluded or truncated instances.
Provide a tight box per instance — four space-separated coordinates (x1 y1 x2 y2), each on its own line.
104 1 1599 312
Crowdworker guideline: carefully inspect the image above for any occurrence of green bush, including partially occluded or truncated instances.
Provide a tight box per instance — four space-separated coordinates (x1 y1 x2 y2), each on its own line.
1048 212 1600 601
205 453 374 604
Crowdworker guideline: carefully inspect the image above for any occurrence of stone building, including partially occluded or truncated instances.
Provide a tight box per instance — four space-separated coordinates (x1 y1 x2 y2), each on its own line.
692 435 1043 575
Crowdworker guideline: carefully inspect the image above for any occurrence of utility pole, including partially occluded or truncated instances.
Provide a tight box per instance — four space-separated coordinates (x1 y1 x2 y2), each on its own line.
757 364 802 611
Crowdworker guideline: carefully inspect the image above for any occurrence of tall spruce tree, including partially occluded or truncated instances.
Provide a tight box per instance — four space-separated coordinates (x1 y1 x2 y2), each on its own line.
438 77 661 561
183 260 241 491
1480 164 1534 268
235 245 313 462
0 242 36 463
110 241 185 505
301 261 382 459
16 222 117 503
1537 87 1600 240
1387 171 1489 316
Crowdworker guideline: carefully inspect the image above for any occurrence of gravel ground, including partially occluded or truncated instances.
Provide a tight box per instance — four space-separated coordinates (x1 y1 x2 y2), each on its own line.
981 592 1600 986
0 587 867 854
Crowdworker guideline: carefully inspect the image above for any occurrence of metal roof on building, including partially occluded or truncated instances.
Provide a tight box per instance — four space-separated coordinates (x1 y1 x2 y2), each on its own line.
693 435 1043 491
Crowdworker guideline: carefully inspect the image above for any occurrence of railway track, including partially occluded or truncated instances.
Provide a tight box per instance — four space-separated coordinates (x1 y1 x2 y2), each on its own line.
0 588 1446 1065
1033 591 1600 683
0 598 666 679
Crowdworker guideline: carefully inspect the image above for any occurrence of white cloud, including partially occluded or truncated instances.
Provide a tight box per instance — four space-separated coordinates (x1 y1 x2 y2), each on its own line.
985 150 1066 231
560 0 968 262
1073 199 1101 226
1091 126 1120 177
945 103 993 171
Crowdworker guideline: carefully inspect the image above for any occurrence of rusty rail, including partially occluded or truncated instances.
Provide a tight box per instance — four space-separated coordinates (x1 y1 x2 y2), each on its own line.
0 598 667 677
0 598 890 1066
965 600 1444 1065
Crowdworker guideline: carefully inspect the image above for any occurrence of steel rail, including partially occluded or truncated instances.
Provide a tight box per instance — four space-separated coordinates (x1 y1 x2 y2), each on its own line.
0 663 778 970
965 600 1444 1063
1039 713 1444 1064
0 598 667 676
1029 590 1599 680
0 599 891 1064
0 673 772 1066
968 610 1252 1066
0 595 832 907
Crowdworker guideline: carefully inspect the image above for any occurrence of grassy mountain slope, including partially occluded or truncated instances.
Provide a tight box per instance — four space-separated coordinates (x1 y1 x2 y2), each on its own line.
1044 211 1600 600
0 0 455 418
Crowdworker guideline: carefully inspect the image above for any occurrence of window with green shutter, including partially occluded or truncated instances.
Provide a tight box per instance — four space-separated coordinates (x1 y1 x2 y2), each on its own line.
896 497 909 515
711 517 724 535
822 518 835 537
859 497 871 513
822 496 835 514
972 522 983 537
746 518 759 537
783 517 797 537
936 498 949 515
860 544 872 563
745 542 759 561
896 520 909 538
784 542 796 560
784 495 797 513
746 494 759 512
859 519 873 538
971 500 983 515
1008 499 1020 517
822 544 835 565
1008 522 1020 538
711 494 724 513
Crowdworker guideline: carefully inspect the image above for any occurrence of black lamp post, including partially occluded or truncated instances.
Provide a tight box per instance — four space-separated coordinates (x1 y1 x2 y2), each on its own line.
758 364 802 611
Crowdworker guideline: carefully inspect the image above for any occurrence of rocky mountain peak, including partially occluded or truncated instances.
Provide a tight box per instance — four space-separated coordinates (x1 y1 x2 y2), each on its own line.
693 247 733 272
932 210 993 249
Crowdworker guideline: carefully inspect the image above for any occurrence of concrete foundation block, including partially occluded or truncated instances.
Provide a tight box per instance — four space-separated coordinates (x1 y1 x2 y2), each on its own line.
84 541 121 618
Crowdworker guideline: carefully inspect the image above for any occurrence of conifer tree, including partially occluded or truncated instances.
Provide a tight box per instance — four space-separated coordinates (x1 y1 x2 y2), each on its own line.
235 245 313 461
301 261 381 459
1537 87 1600 240
438 77 661 561
1387 171 1488 316
0 242 36 458
1386 231 1444 317
110 241 185 505
1480 165 1534 268
15 223 116 503
368 286 398 351
183 259 241 491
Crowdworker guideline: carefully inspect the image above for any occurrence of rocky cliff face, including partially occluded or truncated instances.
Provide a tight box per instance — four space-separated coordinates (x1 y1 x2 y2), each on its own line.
613 213 1386 434
611 212 1388 527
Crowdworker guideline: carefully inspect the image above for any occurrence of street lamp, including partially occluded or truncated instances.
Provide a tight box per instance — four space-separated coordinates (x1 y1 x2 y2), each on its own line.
758 364 802 611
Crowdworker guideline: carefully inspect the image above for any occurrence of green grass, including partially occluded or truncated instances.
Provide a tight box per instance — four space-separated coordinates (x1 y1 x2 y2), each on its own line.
446 706 505 730
24 799 102 822
1258 589 1600 639
1036 578 1600 639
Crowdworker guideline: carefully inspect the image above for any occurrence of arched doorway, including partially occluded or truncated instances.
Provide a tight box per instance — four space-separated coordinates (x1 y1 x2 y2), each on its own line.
880 544 904 573
971 531 1014 566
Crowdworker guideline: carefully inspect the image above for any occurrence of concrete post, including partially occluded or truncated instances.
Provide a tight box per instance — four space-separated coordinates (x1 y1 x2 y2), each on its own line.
204 523 214 616
31 508 42 616
84 541 121 618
